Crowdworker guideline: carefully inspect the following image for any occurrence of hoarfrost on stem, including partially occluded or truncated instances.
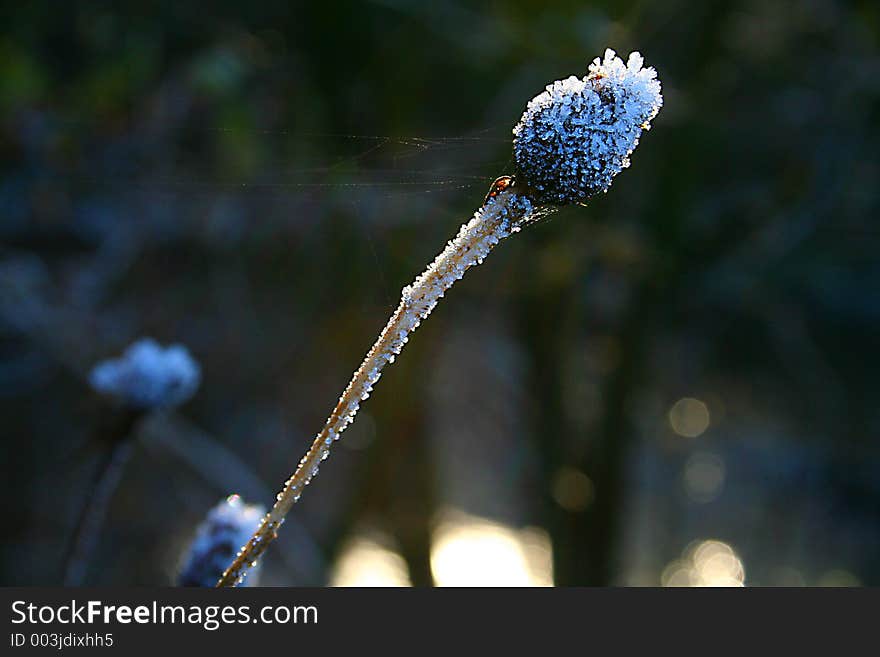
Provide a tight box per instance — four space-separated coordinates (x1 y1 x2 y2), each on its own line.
216 48 664 586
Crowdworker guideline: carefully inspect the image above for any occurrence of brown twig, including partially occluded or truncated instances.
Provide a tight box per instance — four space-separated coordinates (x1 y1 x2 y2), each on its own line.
217 183 543 586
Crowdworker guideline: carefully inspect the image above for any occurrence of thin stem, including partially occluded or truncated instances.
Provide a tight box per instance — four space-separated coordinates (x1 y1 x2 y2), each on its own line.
63 425 138 586
217 184 542 587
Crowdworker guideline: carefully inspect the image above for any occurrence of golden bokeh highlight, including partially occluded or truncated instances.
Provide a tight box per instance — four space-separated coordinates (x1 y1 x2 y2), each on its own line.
330 534 412 587
668 397 711 438
430 509 553 587
662 539 745 587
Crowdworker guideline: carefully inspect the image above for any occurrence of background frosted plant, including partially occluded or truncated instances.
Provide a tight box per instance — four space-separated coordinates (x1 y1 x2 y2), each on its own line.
178 495 265 587
217 49 662 587
89 338 201 410
64 338 200 585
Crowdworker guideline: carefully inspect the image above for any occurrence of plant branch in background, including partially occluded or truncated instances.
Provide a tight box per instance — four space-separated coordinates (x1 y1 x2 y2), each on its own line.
62 409 141 586
64 339 200 585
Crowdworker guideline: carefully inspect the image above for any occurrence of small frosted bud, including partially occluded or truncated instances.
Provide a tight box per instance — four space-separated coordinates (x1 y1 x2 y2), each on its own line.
177 495 265 587
89 337 201 410
513 49 663 205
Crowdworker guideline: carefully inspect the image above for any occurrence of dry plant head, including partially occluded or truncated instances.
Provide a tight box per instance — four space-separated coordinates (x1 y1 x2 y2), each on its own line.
513 49 663 205
90 338 201 410
65 338 202 586
216 49 663 587
178 495 265 587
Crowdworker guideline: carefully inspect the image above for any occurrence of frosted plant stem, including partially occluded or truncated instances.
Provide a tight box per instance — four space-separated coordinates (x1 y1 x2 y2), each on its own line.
217 185 541 587
214 47 663 587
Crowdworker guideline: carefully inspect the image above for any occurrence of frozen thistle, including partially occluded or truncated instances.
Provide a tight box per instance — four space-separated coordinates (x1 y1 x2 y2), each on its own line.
90 338 201 410
217 49 662 586
513 49 663 205
66 336 200 585
178 495 265 587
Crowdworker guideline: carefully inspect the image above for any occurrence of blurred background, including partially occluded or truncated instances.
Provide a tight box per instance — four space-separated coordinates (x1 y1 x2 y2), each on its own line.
2 0 878 586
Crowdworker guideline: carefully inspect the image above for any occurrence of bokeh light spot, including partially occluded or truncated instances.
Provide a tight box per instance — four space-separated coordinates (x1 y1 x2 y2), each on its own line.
683 452 725 503
662 539 745 587
430 509 553 587
817 569 861 587
668 397 711 438
552 467 595 512
330 533 412 587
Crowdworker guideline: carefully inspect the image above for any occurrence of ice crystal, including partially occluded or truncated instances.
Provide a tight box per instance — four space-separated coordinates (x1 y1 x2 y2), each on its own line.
89 338 201 410
178 495 265 587
513 49 663 205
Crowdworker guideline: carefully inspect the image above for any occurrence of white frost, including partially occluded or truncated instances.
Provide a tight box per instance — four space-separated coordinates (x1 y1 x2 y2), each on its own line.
89 337 201 410
271 191 537 510
178 495 265 587
513 48 663 204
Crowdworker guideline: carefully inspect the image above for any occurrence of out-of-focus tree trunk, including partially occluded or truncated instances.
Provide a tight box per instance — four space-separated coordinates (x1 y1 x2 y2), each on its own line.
517 245 654 585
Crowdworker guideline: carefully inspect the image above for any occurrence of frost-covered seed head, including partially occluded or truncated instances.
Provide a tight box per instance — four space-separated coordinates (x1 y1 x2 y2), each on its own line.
178 495 265 587
89 337 201 410
513 49 663 206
